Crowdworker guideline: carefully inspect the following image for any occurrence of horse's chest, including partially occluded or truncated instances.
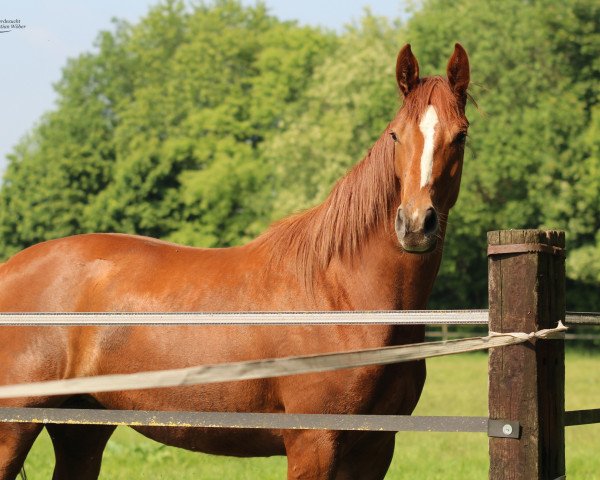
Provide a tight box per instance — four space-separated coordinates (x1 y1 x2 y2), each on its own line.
378 361 426 415
278 361 426 417
355 361 426 416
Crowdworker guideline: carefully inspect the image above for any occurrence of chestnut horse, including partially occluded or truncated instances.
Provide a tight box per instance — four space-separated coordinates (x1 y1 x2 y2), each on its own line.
0 44 469 480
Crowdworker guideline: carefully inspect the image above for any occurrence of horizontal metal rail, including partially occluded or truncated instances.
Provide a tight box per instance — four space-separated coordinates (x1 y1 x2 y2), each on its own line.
563 312 600 326
0 311 594 326
0 407 519 438
0 310 488 326
565 409 600 426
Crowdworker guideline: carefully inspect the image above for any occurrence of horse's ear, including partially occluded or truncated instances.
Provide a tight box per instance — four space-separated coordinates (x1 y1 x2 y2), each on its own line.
396 44 420 97
446 43 470 99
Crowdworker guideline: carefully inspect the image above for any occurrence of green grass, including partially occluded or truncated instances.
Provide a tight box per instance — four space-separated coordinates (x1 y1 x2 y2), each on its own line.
22 350 600 479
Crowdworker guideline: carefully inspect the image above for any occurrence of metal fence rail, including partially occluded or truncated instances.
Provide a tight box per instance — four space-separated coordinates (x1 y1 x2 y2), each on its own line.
0 407 520 437
563 312 600 326
565 409 600 427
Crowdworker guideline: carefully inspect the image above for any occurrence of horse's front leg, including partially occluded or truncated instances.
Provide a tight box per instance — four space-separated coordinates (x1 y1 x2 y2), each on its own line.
47 423 116 480
283 430 340 480
334 432 396 480
283 430 396 480
0 422 42 480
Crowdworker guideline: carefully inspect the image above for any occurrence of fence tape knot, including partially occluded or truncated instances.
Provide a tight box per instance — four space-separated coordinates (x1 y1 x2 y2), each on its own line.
488 321 567 341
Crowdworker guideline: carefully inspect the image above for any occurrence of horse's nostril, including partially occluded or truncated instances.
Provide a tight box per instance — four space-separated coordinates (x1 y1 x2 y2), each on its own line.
423 208 438 235
395 207 405 233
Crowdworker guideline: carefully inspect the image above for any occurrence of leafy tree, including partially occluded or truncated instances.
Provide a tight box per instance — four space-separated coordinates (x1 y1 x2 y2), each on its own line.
0 0 334 256
0 20 132 257
84 1 335 246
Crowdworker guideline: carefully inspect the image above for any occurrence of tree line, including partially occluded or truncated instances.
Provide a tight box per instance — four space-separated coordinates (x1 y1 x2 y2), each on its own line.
1 0 598 309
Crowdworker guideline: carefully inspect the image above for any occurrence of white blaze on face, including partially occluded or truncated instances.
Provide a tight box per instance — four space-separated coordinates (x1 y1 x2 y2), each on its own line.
418 105 439 189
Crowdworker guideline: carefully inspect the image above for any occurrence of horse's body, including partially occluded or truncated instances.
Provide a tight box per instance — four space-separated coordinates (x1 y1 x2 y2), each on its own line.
0 44 470 479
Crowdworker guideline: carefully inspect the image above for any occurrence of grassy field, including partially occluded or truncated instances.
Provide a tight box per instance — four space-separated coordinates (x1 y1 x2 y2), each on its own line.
22 350 600 479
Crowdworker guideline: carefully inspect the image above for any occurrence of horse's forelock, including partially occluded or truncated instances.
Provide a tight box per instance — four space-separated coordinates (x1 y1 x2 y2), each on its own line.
400 76 469 130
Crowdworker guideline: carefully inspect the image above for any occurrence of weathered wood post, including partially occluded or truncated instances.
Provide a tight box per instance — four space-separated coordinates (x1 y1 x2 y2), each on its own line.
488 229 565 479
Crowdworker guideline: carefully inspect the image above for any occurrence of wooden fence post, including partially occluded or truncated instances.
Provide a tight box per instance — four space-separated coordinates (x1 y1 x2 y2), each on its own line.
488 229 565 479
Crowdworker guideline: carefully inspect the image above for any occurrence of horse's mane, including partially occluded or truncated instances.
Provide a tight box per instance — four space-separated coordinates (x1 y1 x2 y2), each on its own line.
255 132 397 280
255 76 467 279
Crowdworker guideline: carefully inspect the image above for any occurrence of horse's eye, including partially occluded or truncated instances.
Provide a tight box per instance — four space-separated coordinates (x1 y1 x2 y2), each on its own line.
453 132 467 144
389 131 398 142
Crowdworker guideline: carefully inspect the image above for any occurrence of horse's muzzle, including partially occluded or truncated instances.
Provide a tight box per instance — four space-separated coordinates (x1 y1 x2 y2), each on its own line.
395 206 439 254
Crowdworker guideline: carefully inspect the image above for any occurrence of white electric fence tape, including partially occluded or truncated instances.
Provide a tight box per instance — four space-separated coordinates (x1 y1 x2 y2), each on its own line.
0 310 489 325
0 322 567 399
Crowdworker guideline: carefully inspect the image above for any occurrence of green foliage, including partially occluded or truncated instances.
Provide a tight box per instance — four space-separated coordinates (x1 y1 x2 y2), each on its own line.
0 0 335 253
0 0 598 309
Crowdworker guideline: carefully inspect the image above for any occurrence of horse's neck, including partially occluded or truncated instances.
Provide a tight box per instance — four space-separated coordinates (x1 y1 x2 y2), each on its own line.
330 219 446 311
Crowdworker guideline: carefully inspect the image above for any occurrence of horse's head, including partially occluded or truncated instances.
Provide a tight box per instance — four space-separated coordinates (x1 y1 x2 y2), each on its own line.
389 44 470 254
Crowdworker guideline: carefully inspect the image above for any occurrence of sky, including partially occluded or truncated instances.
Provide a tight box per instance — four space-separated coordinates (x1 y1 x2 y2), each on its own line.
0 1 408 174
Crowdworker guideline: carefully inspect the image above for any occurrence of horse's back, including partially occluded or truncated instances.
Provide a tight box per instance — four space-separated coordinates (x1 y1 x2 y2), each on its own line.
0 233 246 312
